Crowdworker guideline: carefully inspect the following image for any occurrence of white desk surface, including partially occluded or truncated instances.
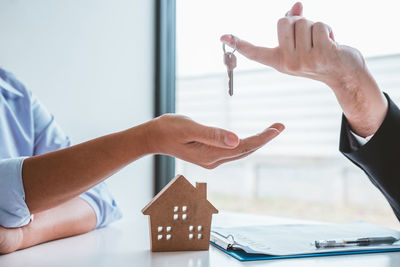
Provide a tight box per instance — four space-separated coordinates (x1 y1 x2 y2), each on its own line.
1 211 400 267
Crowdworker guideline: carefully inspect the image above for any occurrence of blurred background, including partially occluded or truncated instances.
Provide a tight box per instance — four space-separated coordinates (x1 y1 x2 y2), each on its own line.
176 0 400 229
1 0 399 229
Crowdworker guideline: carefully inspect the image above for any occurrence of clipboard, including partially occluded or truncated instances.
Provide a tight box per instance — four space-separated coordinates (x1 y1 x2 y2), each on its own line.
210 222 400 261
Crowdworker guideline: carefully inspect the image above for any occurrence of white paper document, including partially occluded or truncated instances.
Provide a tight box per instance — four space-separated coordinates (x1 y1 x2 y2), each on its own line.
211 222 400 256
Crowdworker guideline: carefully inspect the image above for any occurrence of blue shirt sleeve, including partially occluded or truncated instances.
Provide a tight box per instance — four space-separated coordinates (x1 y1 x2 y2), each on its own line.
0 70 122 229
0 157 30 228
30 88 123 229
31 95 72 155
79 183 122 228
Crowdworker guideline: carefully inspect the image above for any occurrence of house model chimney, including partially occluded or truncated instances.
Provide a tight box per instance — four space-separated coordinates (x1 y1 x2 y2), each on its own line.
196 182 206 199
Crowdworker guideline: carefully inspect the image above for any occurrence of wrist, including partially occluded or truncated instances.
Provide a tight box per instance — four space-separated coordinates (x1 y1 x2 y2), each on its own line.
125 120 155 157
142 115 168 155
327 69 388 137
324 62 367 98
20 224 32 250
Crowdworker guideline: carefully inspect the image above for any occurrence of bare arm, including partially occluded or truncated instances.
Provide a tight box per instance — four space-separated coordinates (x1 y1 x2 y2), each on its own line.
23 114 284 214
0 197 96 254
23 123 149 214
0 110 282 255
0 114 281 254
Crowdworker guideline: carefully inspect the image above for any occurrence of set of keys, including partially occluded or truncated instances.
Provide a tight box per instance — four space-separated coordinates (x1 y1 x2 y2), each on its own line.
222 36 237 96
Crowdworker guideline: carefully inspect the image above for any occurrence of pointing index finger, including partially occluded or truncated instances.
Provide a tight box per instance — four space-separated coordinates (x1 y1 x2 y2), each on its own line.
220 34 280 69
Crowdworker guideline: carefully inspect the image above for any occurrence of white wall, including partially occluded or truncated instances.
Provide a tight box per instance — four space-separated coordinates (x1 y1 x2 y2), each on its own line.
0 0 155 219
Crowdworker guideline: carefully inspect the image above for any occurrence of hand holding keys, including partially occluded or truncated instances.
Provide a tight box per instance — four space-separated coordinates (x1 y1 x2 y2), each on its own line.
223 35 237 96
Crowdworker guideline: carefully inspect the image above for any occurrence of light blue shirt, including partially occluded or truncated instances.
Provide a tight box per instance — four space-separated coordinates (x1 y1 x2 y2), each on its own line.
0 68 122 228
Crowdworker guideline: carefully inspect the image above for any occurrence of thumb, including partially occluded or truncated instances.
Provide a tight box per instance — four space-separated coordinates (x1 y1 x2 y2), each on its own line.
286 2 303 17
220 34 280 69
191 122 240 148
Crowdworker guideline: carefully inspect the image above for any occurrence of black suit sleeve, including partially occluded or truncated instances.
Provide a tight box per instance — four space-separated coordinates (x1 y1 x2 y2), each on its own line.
339 93 400 221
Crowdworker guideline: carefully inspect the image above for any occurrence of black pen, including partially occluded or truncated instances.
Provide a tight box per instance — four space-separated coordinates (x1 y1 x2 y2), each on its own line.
315 236 399 248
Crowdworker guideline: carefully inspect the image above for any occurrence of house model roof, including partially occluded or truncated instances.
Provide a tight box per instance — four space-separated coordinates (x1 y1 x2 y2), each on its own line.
142 174 218 215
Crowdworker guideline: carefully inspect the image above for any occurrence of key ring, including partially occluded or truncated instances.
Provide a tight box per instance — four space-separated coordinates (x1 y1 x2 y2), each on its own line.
222 35 237 54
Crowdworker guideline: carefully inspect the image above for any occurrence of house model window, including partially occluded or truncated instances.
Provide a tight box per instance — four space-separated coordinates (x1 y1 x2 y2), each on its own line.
142 174 219 252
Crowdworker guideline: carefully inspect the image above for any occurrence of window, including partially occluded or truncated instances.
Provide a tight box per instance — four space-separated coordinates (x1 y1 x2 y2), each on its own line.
176 0 400 229
173 205 188 220
157 226 172 241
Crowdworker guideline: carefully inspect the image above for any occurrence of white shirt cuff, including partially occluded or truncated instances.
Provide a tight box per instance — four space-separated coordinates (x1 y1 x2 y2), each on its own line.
350 131 373 146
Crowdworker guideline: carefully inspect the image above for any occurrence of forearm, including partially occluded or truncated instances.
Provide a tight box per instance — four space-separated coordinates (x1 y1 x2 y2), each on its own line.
23 122 151 214
20 197 96 250
327 67 388 137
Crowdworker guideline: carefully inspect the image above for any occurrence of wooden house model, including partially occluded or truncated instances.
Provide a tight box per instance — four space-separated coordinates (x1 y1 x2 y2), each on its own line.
142 174 218 252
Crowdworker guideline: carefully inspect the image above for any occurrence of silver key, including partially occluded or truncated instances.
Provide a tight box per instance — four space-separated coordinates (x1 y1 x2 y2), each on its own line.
222 36 238 96
224 52 237 96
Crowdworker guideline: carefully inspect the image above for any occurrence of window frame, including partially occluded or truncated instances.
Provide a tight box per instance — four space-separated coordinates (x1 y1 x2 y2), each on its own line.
154 0 176 194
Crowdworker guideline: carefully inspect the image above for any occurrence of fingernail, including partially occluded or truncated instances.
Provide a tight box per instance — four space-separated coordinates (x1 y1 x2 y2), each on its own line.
274 124 285 132
268 128 281 136
224 133 239 147
265 124 285 134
